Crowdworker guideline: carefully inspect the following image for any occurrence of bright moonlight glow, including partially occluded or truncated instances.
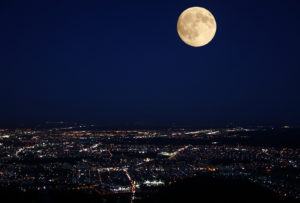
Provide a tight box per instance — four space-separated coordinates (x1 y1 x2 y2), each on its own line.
177 7 217 47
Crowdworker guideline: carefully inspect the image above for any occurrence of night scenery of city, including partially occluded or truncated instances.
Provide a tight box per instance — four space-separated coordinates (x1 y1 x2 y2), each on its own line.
0 0 300 202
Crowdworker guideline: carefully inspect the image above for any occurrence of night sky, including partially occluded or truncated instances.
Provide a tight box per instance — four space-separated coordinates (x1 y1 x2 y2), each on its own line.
0 0 300 128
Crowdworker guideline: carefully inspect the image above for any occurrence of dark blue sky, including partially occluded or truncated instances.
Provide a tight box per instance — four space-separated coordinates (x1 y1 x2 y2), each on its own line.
0 0 300 127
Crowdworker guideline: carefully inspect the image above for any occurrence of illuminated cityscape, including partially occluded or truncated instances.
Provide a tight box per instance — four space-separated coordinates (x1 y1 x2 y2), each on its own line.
0 124 299 202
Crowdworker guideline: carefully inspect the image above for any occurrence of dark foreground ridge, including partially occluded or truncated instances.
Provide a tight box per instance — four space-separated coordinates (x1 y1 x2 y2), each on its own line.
0 175 295 203
139 175 289 203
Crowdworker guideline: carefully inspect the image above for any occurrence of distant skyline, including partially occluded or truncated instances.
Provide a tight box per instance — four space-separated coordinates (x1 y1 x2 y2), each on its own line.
1 0 300 127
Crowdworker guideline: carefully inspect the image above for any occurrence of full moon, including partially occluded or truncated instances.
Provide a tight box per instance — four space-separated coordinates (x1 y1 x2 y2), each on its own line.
177 7 217 47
